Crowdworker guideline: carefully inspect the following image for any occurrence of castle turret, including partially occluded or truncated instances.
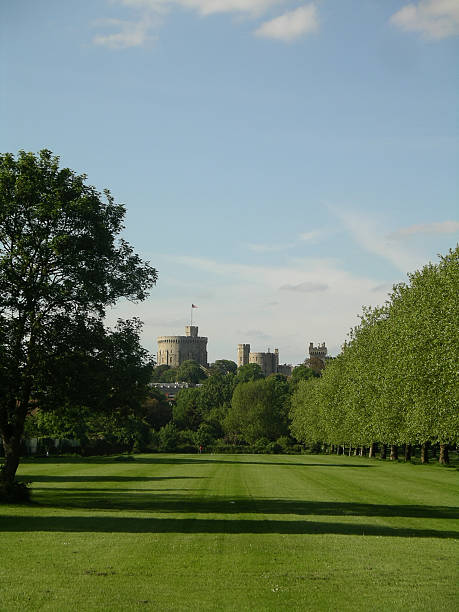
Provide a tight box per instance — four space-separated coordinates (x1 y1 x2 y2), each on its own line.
185 325 198 338
237 343 250 367
308 341 328 364
157 326 208 367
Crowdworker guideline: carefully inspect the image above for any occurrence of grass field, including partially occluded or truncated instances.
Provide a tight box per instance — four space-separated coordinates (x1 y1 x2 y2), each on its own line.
1 453 458 611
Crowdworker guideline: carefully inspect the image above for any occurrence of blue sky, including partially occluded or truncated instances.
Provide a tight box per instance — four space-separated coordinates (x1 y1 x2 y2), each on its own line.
2 0 458 363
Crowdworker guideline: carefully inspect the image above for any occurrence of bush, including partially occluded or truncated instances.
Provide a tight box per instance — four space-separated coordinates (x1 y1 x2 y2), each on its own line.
158 423 179 452
253 438 271 454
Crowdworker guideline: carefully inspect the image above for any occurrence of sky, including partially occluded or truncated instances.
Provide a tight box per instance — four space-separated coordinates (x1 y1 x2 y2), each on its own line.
2 0 458 364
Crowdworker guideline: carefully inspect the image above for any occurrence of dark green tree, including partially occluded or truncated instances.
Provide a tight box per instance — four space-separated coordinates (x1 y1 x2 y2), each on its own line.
225 376 290 444
0 150 157 491
141 387 172 430
173 387 202 430
209 360 237 376
175 360 207 384
234 363 264 385
289 364 318 391
151 364 173 382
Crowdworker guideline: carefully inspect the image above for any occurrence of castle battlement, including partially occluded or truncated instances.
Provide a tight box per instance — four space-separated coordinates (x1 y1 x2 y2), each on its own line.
157 326 208 368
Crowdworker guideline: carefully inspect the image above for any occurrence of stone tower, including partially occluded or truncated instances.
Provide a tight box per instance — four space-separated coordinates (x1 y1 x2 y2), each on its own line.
308 342 327 364
157 326 208 368
237 343 250 367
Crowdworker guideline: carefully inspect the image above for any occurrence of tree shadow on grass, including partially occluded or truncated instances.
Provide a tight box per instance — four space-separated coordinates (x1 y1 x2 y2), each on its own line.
0 514 456 538
20 456 374 468
20 475 205 483
25 488 459 520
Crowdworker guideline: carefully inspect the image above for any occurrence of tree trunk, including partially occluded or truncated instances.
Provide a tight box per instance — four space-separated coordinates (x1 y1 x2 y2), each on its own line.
390 445 398 461
404 444 412 462
0 433 22 486
368 443 375 458
348 446 352 457
439 444 449 465
420 442 429 464
380 444 387 460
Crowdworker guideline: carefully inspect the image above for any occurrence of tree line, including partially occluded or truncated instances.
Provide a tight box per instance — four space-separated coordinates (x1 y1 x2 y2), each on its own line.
290 247 459 465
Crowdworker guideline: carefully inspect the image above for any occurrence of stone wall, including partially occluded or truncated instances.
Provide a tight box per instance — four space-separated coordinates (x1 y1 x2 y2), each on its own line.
157 326 208 367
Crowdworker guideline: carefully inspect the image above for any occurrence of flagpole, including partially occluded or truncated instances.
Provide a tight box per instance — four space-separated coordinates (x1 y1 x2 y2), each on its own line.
191 304 193 327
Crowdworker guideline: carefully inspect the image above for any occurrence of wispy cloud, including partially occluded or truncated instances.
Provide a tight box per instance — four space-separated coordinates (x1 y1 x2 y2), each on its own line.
388 220 459 239
93 16 158 48
390 0 459 40
107 251 407 363
95 1 319 47
241 329 272 341
330 206 424 273
120 0 282 17
248 242 295 252
254 4 318 42
280 281 328 292
299 229 326 243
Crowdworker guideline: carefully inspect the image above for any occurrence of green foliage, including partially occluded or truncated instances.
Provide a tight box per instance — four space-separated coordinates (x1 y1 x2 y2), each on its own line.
158 423 179 452
209 360 237 376
0 149 156 483
141 388 172 430
234 363 264 385
175 360 207 384
290 246 459 455
173 388 202 430
226 376 290 444
151 364 177 382
289 364 318 390
199 372 234 416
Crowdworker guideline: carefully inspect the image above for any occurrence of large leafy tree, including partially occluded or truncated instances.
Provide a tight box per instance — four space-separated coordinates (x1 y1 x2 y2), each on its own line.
225 375 290 444
175 359 207 384
0 150 157 488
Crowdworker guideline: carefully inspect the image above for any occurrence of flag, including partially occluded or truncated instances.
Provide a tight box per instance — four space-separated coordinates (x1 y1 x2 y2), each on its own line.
192 304 198 308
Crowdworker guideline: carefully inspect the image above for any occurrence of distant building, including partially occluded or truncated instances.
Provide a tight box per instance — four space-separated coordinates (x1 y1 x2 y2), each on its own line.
237 344 292 377
276 363 293 376
157 326 208 368
151 382 200 401
305 342 330 367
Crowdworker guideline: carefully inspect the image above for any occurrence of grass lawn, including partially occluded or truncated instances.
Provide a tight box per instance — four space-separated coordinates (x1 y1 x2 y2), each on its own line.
0 453 458 611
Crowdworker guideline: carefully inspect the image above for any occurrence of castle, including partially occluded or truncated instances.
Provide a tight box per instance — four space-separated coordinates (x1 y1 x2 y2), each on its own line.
157 326 208 368
156 323 328 374
237 344 293 377
305 341 329 366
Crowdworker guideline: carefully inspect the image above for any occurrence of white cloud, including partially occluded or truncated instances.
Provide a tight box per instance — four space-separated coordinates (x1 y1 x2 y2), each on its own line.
299 229 324 243
92 16 158 48
388 220 459 239
112 253 392 363
254 4 318 42
330 206 425 274
280 281 328 292
390 0 459 39
248 242 295 252
94 0 295 48
121 0 282 16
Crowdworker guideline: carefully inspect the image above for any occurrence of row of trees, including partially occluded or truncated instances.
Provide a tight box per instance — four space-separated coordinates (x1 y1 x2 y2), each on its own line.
291 247 459 464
